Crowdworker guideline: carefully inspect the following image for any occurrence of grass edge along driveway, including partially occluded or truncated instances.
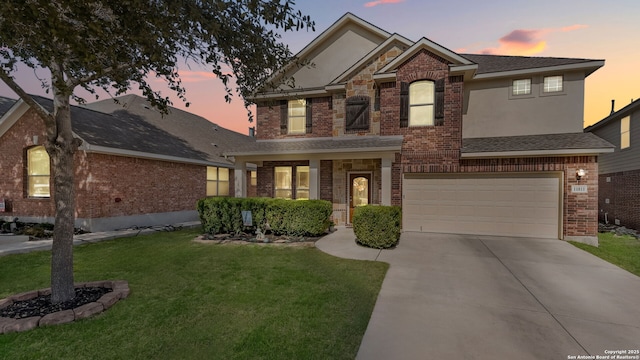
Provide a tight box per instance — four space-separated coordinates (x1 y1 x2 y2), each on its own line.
0 228 388 360
571 231 640 277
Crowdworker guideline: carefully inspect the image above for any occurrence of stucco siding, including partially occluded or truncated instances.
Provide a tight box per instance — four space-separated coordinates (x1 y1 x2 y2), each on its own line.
591 109 640 174
280 24 384 90
462 72 586 138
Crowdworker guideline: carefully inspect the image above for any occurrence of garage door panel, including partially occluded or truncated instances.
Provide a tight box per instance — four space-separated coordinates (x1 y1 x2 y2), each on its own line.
403 174 560 239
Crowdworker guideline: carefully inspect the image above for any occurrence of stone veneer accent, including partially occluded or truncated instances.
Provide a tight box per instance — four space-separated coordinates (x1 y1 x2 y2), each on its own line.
0 280 130 334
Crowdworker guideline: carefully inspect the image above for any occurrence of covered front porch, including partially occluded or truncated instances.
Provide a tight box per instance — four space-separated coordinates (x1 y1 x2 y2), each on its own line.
226 136 402 226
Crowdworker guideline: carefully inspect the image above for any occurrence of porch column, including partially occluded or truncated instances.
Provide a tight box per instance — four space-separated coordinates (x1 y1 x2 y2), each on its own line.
381 156 392 206
234 160 247 198
309 159 320 200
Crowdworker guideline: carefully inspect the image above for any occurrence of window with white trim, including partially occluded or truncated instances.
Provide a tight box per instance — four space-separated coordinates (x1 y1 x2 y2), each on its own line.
288 99 306 134
26 146 50 198
274 165 309 199
409 80 434 126
512 79 531 95
543 75 563 93
621 116 630 149
206 166 230 196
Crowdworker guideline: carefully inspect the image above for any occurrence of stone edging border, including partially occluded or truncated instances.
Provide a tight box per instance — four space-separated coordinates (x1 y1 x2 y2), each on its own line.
0 280 129 334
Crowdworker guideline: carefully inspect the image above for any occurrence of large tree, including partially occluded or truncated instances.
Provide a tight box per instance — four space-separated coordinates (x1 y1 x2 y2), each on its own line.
0 0 313 303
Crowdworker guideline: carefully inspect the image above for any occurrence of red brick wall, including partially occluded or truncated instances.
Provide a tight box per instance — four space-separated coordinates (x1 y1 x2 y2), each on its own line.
320 160 333 202
255 97 333 140
76 153 205 219
598 170 640 230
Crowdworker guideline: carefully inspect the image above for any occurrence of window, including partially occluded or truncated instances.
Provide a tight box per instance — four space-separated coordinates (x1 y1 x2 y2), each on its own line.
288 99 306 134
512 79 531 95
296 166 310 200
543 75 563 93
27 146 50 198
621 116 630 149
274 166 293 199
250 171 257 187
206 167 229 196
274 165 309 199
409 80 434 126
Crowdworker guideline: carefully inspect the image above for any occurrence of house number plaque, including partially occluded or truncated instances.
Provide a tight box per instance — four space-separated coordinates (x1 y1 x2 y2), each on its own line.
571 185 588 193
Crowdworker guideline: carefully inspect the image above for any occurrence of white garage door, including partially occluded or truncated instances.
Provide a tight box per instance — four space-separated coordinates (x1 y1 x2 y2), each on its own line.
402 173 561 239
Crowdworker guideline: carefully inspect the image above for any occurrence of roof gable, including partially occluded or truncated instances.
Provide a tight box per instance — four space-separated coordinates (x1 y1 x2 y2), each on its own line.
585 98 640 132
378 37 475 74
257 13 392 96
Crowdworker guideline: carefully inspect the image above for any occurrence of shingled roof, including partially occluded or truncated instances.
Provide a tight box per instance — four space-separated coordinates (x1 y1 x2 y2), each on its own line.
0 96 16 117
461 54 602 76
225 136 403 156
84 94 254 165
462 132 614 155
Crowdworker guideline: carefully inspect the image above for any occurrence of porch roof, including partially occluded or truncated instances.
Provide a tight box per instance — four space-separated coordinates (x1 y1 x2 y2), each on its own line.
461 132 614 158
225 135 403 157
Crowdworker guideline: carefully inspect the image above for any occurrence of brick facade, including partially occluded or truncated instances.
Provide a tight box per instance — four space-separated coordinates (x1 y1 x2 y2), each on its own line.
255 97 333 140
598 169 640 230
250 45 600 238
0 108 230 230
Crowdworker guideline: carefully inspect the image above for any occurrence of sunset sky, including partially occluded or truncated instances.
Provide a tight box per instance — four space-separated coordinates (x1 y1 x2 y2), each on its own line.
1 0 638 135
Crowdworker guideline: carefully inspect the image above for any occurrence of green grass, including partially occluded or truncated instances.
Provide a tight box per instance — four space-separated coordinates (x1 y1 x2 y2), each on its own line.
0 228 388 360
571 232 640 277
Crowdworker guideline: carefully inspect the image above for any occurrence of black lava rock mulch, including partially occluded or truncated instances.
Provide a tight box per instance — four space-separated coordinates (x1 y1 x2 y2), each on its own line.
1 287 112 319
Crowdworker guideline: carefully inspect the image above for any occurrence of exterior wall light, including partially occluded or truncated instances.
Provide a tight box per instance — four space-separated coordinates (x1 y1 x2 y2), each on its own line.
576 169 586 180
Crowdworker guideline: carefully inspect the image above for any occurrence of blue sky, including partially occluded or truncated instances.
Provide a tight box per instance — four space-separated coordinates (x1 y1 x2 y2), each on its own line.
1 0 638 133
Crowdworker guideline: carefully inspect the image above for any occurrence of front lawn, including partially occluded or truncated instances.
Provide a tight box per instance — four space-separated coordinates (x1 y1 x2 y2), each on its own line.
571 232 640 277
0 229 388 359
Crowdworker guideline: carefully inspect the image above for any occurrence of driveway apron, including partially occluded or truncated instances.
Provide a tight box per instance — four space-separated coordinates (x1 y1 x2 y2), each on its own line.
317 229 640 359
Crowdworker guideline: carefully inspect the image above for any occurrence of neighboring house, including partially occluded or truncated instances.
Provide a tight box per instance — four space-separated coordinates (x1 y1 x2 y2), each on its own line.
585 99 640 230
226 13 613 244
0 94 255 231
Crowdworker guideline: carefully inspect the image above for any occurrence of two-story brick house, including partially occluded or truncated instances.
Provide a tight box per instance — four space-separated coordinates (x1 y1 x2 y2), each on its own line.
227 13 613 244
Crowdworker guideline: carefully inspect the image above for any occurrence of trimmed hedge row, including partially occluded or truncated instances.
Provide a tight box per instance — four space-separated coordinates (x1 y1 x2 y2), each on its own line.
197 197 332 237
352 205 401 249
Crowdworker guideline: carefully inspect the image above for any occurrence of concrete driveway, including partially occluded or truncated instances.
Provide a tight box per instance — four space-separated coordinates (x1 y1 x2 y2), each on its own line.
316 229 640 359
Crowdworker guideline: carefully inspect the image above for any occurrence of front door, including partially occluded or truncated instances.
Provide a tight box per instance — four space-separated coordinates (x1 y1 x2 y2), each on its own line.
349 173 371 224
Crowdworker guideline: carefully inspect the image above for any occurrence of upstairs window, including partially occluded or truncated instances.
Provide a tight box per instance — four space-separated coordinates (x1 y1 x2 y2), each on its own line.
280 99 312 135
621 116 630 149
288 99 306 134
26 146 50 198
543 75 563 93
409 81 435 127
206 166 230 196
400 79 444 127
512 79 531 95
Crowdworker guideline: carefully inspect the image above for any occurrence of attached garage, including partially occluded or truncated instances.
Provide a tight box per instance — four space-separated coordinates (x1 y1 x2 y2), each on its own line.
402 173 562 239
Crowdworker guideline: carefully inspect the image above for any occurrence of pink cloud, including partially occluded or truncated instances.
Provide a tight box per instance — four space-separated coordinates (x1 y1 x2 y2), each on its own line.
364 0 404 8
472 24 588 56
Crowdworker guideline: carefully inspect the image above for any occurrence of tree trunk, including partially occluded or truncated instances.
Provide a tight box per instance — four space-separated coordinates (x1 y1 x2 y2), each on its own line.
48 92 77 304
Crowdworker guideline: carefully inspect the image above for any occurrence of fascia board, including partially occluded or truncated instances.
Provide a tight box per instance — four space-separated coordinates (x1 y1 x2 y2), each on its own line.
231 150 399 162
471 61 605 80
461 147 615 158
80 143 231 167
0 100 28 138
249 88 330 101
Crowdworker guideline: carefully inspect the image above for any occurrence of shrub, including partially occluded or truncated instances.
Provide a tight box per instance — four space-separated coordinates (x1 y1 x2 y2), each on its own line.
353 205 401 249
197 197 332 237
